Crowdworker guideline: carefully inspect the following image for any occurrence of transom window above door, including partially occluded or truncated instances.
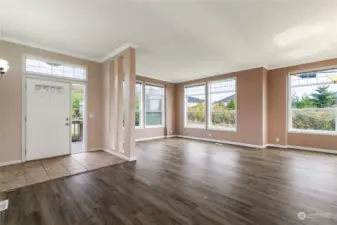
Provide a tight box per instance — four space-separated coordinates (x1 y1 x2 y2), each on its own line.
25 57 87 80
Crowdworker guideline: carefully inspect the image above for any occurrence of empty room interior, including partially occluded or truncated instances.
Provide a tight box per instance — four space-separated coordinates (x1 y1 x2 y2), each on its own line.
2 0 337 224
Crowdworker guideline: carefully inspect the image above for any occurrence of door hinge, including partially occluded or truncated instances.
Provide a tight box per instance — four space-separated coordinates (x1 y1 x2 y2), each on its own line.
25 116 27 122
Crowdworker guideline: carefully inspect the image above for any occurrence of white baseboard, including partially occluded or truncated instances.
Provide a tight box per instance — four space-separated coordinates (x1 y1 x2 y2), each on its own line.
176 135 266 149
287 145 337 155
87 148 103 152
176 136 337 154
103 149 137 161
136 135 177 142
0 160 22 167
266 144 287 148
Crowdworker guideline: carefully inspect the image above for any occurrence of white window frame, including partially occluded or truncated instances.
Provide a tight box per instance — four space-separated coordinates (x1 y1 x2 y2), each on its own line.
288 66 337 135
184 83 206 129
207 78 237 132
144 83 165 128
23 55 87 81
135 81 143 129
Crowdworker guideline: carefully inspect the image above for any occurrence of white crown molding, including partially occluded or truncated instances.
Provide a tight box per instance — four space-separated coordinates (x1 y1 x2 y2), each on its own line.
0 36 100 62
136 73 174 83
100 42 139 63
171 65 269 83
267 54 337 71
0 37 139 64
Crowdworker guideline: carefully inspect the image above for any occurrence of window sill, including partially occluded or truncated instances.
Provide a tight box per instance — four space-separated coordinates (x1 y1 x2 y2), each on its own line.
144 125 165 129
184 126 206 130
207 127 237 132
288 129 337 136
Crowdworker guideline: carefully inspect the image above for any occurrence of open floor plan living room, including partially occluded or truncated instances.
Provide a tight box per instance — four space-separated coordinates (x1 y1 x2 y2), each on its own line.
1 1 337 224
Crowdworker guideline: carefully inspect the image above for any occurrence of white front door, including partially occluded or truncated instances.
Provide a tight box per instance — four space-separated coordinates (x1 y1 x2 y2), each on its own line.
26 78 71 161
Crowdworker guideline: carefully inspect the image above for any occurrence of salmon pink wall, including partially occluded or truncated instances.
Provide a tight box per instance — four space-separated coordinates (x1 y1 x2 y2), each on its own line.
268 58 337 150
176 68 268 146
3 39 337 166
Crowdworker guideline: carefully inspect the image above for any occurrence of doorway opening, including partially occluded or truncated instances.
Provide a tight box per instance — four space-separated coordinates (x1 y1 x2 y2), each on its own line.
71 84 86 154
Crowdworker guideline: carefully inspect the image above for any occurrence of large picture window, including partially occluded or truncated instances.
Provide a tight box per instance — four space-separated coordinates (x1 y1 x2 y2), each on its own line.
185 84 206 128
135 82 143 127
145 84 165 127
289 68 337 134
208 79 237 130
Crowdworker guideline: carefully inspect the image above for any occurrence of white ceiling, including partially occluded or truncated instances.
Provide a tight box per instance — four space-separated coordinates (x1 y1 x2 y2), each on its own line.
1 0 337 82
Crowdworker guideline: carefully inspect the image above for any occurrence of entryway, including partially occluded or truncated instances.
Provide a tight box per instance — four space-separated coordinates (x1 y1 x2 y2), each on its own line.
24 77 87 161
0 151 124 192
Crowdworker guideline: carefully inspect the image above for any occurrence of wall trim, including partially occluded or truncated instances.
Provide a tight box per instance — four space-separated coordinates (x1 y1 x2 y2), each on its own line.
100 42 139 62
176 135 265 149
266 144 287 148
0 37 99 62
100 148 137 161
0 160 22 167
136 135 177 142
129 156 137 161
287 145 337 155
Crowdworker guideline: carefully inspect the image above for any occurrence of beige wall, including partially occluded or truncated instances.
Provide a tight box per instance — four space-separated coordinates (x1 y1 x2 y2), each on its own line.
175 68 268 146
268 58 337 150
0 40 103 164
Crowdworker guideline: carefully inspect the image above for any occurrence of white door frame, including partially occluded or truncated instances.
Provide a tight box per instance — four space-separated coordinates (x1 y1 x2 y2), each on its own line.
22 74 88 162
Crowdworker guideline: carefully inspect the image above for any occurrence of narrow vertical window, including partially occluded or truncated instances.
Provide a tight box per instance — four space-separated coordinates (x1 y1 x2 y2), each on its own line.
135 82 143 127
145 84 165 127
208 79 237 131
185 84 206 128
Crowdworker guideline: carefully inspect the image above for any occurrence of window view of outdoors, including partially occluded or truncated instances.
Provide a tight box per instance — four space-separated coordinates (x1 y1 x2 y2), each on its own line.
72 84 84 141
185 85 206 127
209 79 236 129
26 58 86 80
71 84 85 154
145 85 164 126
135 83 142 127
290 69 337 132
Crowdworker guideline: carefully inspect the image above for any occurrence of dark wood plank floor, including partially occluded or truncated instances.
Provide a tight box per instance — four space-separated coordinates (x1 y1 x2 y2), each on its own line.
3 138 337 225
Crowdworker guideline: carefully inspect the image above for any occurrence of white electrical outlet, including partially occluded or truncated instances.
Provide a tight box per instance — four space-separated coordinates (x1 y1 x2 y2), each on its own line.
276 138 280 143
